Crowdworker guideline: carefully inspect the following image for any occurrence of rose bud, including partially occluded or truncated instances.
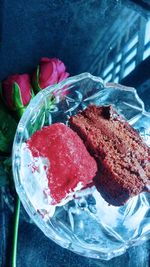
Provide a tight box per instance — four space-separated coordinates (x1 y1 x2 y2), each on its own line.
32 57 69 94
1 74 34 118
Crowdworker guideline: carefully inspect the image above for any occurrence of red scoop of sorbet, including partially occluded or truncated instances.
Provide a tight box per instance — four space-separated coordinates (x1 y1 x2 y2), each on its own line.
27 123 97 205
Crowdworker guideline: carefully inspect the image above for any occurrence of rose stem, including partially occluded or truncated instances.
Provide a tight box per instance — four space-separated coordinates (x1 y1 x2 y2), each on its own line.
11 195 20 267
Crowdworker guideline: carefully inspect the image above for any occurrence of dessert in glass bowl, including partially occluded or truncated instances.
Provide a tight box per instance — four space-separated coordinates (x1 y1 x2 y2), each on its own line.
12 73 150 260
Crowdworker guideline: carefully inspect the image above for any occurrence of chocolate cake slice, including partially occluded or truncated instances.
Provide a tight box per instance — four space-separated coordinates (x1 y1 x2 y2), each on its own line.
69 105 150 206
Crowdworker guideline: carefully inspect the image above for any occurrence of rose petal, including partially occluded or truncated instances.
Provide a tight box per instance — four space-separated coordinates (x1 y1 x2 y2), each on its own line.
52 58 66 75
33 57 69 91
17 74 32 106
40 57 51 63
39 60 59 89
2 74 32 108
39 61 53 84
58 72 70 82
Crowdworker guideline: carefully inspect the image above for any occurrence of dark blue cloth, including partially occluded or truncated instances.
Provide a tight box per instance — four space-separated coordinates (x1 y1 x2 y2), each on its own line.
0 0 122 79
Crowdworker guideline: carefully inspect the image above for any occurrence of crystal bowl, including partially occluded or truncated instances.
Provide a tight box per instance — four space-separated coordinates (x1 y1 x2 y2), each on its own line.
12 73 150 260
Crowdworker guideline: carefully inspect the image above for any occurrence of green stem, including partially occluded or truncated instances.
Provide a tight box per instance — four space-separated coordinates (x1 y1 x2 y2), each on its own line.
11 195 20 267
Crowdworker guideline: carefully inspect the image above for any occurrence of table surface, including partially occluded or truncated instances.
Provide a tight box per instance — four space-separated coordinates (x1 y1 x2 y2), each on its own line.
0 1 150 266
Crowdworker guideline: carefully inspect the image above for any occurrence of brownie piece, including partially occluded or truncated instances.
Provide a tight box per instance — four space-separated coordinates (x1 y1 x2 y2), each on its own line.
27 123 97 205
69 105 150 206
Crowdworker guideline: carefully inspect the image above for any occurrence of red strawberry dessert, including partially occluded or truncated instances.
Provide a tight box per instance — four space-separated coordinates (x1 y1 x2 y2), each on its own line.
27 123 97 205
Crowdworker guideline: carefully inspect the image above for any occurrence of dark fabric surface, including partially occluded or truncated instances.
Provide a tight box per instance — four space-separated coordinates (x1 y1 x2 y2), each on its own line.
0 0 132 79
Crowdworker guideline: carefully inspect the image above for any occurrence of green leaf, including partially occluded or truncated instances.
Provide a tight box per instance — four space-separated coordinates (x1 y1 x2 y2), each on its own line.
31 88 35 98
12 82 24 109
3 157 12 170
0 102 17 153
16 107 26 119
0 131 11 152
33 65 42 94
0 162 9 186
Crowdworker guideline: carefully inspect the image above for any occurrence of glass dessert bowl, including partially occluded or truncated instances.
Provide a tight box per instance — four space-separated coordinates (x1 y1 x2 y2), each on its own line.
12 73 150 260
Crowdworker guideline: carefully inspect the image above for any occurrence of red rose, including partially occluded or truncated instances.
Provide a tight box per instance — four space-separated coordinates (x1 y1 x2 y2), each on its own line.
32 57 69 93
1 74 34 117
